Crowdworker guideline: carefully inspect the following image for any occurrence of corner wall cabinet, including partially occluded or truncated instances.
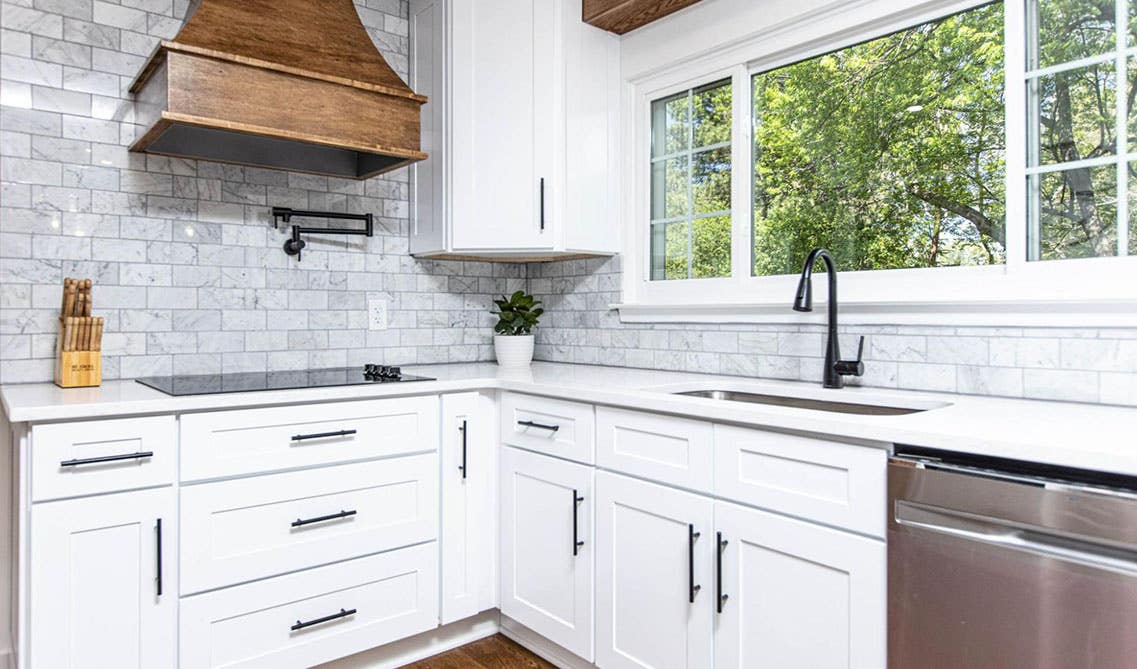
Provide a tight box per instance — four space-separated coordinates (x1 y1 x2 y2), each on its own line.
408 0 620 260
8 390 885 668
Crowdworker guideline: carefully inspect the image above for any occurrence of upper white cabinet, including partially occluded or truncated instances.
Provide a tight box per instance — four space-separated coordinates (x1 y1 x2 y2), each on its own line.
409 0 620 259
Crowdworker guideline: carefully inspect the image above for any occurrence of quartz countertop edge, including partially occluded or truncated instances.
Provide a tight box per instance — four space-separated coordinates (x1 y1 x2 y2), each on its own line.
3 362 1135 477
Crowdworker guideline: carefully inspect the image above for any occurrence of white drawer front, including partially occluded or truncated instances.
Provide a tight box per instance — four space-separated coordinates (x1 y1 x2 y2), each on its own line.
596 407 714 492
713 425 886 537
180 544 438 669
180 396 439 481
500 392 594 464
31 415 175 501
181 454 438 594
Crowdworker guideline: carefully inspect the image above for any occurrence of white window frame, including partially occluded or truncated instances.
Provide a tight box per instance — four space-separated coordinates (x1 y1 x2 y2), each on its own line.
617 0 1137 326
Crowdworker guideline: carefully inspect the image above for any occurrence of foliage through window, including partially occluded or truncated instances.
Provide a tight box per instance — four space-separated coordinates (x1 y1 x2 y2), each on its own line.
643 0 1137 288
649 79 732 280
1026 0 1136 259
751 3 1006 276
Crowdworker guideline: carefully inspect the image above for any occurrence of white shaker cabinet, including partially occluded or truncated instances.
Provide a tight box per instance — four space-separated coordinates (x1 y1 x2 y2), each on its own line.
713 500 886 669
595 472 714 669
440 392 498 624
29 487 177 669
409 0 620 259
499 446 594 661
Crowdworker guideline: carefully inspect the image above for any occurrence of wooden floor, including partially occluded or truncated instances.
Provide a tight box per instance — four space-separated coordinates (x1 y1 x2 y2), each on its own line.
403 634 557 668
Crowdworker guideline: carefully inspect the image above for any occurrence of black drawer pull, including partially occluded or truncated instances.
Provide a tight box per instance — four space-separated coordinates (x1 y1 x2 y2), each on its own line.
291 429 357 442
572 489 585 556
717 532 729 614
291 509 357 528
518 420 559 432
291 607 356 631
689 524 701 603
459 420 468 479
60 451 153 467
155 518 163 597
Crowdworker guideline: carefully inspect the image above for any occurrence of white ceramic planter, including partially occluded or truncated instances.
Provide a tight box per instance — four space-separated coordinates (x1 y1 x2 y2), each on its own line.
494 334 535 368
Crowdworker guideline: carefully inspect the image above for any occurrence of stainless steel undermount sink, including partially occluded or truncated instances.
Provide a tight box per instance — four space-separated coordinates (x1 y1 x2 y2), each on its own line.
674 389 930 416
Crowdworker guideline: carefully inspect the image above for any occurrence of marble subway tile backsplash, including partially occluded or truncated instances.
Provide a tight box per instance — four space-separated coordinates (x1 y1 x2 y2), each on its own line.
0 0 520 384
530 257 1137 406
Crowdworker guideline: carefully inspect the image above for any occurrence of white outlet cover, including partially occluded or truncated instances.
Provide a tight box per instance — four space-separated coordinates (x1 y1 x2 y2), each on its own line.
367 298 388 330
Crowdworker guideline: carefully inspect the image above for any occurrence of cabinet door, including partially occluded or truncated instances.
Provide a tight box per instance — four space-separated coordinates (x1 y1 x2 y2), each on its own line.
500 446 593 660
450 0 556 251
440 392 497 624
30 487 176 669
713 501 885 669
409 0 445 255
596 472 713 669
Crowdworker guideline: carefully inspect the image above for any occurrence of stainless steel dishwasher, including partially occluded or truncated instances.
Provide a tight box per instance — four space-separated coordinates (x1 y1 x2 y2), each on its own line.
888 447 1137 668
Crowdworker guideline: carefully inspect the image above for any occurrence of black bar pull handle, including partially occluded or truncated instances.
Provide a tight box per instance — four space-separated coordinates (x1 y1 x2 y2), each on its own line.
458 419 467 479
518 420 559 432
539 177 545 231
291 608 357 632
60 451 153 467
689 524 702 603
291 429 357 442
155 518 163 597
717 532 729 614
292 509 357 528
572 489 585 556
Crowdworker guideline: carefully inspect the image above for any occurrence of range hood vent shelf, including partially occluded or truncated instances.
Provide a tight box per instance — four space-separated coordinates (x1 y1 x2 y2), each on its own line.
128 0 427 180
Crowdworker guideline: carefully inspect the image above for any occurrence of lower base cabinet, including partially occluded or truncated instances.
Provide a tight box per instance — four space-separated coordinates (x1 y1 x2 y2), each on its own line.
595 472 886 669
30 487 177 669
596 471 714 669
440 392 497 624
500 446 594 661
714 501 886 668
179 543 439 669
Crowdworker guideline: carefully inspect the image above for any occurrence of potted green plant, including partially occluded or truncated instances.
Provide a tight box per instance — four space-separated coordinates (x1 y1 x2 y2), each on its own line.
491 290 543 368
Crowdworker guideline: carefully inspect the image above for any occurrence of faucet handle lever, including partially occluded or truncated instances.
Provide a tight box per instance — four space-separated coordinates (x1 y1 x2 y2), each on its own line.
834 336 866 378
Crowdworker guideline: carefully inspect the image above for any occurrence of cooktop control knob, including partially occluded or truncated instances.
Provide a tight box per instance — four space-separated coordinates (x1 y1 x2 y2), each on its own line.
363 364 402 380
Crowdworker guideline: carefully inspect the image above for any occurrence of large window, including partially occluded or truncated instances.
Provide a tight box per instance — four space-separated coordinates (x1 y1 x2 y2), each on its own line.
752 3 1006 275
632 0 1137 322
649 79 732 280
1026 0 1135 259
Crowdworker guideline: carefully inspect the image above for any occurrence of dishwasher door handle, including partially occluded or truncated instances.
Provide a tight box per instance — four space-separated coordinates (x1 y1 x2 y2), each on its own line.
896 500 1137 576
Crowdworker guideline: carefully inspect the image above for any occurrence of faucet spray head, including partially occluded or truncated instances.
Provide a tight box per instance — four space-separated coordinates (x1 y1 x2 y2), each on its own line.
792 253 816 312
793 274 812 312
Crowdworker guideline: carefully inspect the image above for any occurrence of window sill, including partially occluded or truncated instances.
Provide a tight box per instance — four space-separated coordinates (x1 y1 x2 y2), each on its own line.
611 298 1137 327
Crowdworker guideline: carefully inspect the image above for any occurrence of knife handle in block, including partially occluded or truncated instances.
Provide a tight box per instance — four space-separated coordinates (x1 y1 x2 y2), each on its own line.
61 317 72 353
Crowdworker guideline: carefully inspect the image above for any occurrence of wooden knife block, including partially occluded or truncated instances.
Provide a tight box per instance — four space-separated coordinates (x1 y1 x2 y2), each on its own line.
54 319 101 388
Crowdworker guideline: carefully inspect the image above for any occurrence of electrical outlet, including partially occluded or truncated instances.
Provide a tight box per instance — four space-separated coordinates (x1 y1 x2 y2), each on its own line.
367 298 388 330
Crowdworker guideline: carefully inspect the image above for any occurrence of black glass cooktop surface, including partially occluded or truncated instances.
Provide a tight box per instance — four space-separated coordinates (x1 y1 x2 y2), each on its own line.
135 366 434 396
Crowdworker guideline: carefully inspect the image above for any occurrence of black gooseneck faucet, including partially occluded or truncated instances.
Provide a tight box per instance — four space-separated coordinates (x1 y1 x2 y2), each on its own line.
792 248 865 389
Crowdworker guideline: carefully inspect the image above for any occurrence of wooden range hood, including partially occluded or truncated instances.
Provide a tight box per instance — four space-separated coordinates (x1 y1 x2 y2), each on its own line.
129 0 426 180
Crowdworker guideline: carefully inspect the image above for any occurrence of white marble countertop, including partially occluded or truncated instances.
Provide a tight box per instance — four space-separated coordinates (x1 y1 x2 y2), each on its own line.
3 361 1136 476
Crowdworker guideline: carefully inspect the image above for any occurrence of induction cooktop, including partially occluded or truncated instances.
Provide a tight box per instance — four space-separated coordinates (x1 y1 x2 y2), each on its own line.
135 365 434 396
